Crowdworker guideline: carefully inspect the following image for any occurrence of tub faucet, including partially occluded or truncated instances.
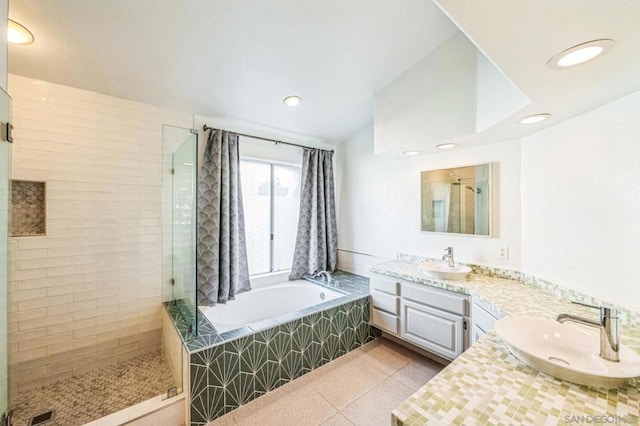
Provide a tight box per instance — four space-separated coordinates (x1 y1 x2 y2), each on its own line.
314 271 333 285
442 247 454 267
556 302 620 362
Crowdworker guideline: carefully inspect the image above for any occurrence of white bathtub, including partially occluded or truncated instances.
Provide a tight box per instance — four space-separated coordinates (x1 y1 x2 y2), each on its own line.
199 279 345 333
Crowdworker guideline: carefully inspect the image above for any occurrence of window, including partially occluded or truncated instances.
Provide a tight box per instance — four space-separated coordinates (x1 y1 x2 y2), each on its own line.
240 159 301 275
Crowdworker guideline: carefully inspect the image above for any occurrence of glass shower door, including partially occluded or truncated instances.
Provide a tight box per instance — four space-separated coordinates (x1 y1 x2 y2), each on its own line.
0 88 12 426
162 125 198 334
172 135 198 307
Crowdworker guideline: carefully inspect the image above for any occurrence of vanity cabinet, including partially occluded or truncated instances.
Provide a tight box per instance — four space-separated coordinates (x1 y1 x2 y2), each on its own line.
470 297 502 344
370 274 470 360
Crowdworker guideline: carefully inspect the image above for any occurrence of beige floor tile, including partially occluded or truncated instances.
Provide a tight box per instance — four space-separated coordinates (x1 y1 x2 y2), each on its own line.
311 356 389 410
391 356 444 391
341 376 416 426
321 413 354 425
234 385 337 426
357 338 415 375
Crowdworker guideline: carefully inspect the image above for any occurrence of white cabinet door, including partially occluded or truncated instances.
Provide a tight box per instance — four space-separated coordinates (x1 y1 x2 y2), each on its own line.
471 324 486 345
470 299 500 345
400 299 465 360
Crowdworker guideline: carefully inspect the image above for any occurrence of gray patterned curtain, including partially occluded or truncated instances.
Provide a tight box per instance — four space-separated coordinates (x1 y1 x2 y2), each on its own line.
197 129 251 306
289 148 338 279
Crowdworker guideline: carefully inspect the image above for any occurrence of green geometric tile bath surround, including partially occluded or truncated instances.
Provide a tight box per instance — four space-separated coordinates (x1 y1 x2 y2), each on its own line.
188 297 371 425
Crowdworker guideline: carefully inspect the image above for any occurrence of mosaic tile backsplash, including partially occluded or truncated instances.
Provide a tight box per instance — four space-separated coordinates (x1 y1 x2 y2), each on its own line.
11 180 45 236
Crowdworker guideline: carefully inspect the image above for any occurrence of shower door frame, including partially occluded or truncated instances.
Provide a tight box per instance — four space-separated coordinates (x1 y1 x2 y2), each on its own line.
0 88 12 426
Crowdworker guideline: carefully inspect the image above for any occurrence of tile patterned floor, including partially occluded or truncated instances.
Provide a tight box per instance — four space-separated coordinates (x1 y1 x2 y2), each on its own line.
11 350 176 426
208 338 444 426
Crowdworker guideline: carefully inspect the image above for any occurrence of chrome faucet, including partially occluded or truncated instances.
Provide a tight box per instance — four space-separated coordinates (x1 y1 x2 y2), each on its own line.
442 247 454 267
556 302 619 362
314 271 333 285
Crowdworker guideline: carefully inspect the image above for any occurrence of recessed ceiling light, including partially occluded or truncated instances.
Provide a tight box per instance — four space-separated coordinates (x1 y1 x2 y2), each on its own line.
436 143 456 150
283 95 301 107
548 39 615 70
8 19 34 45
403 150 421 156
519 113 551 125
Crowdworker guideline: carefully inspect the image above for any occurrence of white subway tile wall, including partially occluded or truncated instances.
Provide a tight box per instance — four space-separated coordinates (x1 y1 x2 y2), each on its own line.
7 74 192 394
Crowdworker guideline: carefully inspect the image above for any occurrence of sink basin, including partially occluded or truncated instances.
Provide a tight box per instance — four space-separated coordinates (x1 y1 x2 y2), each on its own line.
494 316 640 388
418 261 471 280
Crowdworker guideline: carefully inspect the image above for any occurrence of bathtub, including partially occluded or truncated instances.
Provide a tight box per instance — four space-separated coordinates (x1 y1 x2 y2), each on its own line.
199 279 346 333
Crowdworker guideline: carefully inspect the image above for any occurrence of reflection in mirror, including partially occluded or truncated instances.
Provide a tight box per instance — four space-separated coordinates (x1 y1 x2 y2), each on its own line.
421 163 491 236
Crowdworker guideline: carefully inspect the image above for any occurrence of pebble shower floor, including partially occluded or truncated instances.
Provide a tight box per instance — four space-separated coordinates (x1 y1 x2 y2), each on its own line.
10 350 175 426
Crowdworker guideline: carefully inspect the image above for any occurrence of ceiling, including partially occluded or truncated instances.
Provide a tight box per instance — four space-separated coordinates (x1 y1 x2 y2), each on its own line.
7 0 459 143
434 0 640 145
9 1 640 148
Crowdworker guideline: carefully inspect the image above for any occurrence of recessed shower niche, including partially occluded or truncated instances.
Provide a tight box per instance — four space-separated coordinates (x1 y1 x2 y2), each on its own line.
11 180 46 237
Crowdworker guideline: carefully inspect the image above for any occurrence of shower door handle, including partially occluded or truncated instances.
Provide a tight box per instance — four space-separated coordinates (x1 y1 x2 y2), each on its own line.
0 122 12 143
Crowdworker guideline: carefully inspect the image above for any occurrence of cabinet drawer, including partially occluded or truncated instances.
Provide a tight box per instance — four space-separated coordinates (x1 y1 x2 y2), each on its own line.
402 283 468 316
401 299 464 360
371 307 398 335
471 302 498 333
371 290 399 315
370 275 399 295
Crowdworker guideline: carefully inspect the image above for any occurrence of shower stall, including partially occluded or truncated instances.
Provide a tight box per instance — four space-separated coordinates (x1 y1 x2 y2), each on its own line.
1 120 191 425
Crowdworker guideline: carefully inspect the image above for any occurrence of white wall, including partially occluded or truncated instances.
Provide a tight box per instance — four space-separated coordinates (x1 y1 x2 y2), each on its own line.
475 51 529 132
521 90 640 312
7 74 191 393
337 125 521 268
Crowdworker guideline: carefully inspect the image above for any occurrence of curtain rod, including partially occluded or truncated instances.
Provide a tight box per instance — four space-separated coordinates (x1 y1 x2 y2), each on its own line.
202 125 334 153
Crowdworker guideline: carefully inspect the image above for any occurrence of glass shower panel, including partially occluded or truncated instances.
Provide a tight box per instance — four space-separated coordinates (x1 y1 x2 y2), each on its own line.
0 88 12 425
162 125 198 334
172 137 197 306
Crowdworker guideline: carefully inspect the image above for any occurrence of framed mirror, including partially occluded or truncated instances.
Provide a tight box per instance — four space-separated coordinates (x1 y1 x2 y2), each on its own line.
421 163 491 236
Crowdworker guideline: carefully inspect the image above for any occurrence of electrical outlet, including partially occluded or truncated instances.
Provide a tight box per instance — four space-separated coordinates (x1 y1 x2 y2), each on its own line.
498 246 509 259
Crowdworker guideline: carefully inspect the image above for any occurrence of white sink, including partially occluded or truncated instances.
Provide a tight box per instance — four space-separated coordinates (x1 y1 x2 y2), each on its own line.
418 261 471 280
494 316 640 388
